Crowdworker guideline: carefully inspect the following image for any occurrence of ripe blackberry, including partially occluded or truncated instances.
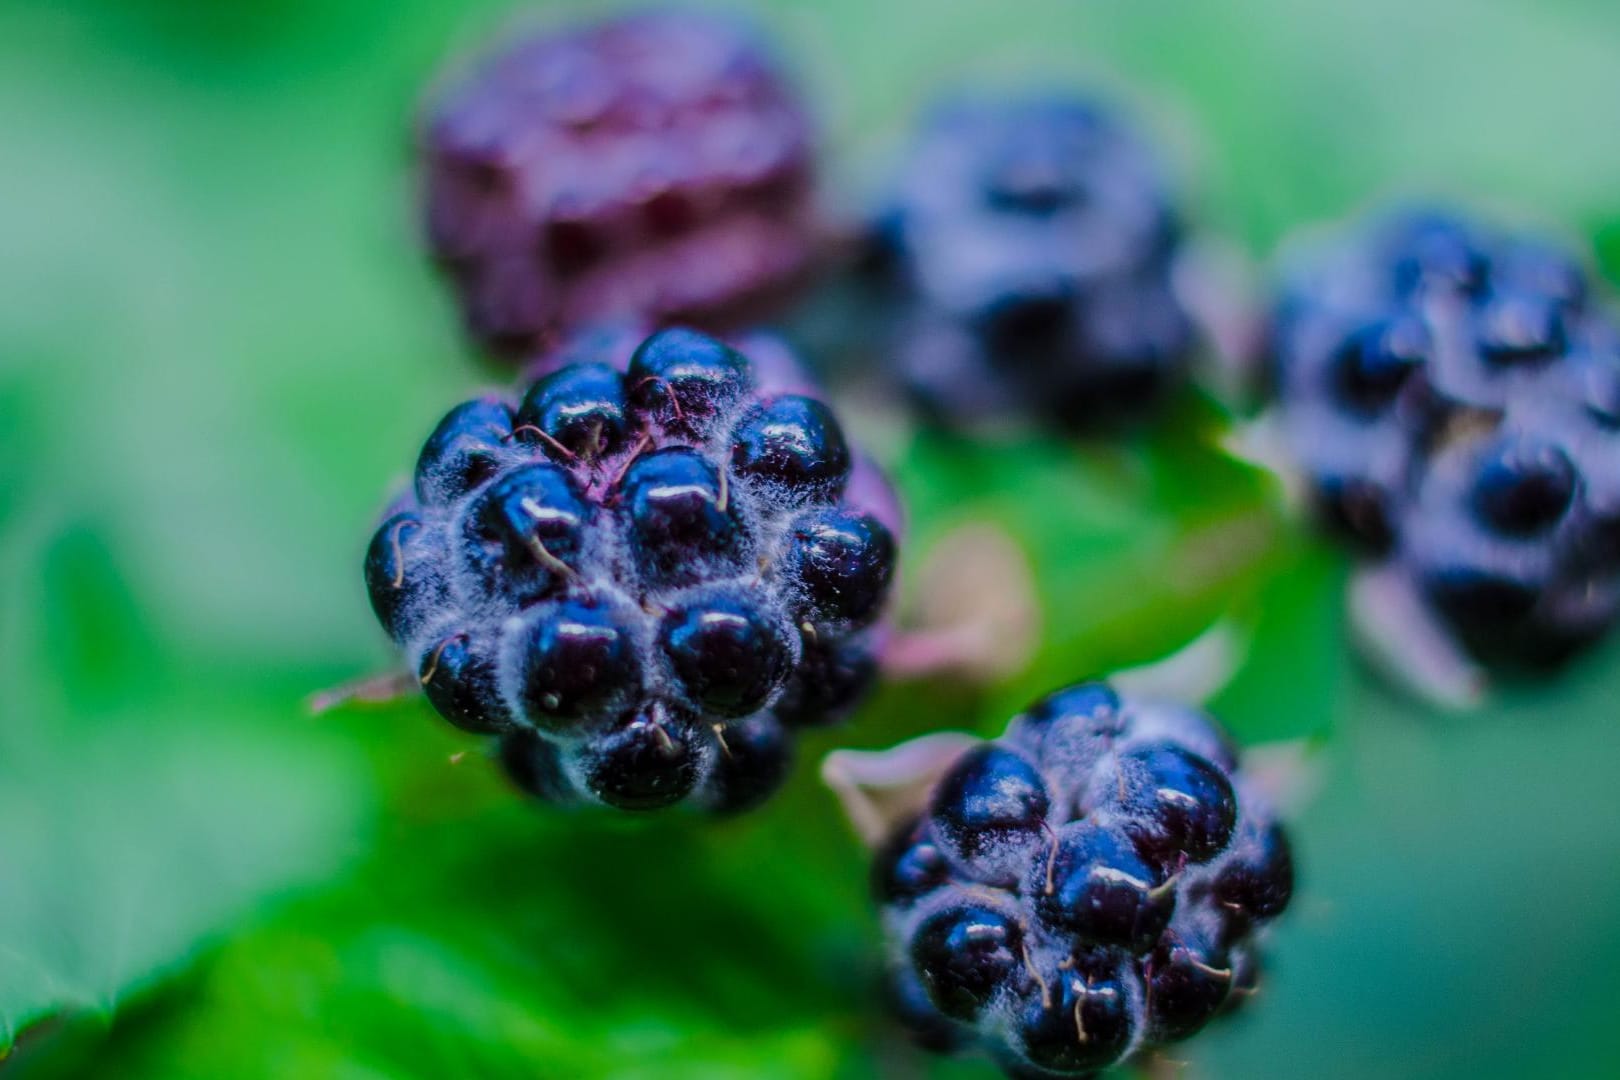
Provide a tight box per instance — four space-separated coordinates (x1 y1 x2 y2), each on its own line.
1270 208 1620 671
419 9 818 357
876 682 1292 1077
364 327 898 812
865 94 1195 429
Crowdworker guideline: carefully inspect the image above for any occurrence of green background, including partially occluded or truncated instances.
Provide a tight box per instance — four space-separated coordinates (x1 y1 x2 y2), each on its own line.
5 0 1620 1076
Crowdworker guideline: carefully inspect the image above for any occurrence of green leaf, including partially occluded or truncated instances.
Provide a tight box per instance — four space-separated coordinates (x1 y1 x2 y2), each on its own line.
0 523 375 1053
1207 539 1349 745
11 767 879 1078
0 722 370 1052
888 395 1296 734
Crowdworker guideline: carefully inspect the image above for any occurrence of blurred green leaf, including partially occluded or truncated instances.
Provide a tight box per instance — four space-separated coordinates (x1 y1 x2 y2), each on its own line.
0 721 369 1053
0 521 374 1053
11 736 878 1079
1208 540 1348 745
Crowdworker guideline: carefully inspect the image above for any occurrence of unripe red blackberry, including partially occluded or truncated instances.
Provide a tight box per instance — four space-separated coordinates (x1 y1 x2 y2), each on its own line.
365 328 899 812
419 9 819 357
875 682 1293 1076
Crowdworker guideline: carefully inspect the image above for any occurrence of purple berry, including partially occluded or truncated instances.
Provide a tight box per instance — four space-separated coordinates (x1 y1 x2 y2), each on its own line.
414 397 514 505
581 708 704 811
360 329 898 812
867 94 1194 429
1271 206 1620 670
876 681 1292 1076
730 395 852 502
1032 822 1174 952
660 592 793 717
783 509 897 628
873 816 952 906
620 448 747 586
514 598 641 731
929 745 1050 879
1143 934 1233 1043
1011 957 1136 1075
515 362 629 461
419 12 818 356
418 633 512 734
1111 744 1237 865
701 712 793 815
909 900 1024 1022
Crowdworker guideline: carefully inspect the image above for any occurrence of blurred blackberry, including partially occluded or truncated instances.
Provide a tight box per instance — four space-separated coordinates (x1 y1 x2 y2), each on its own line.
1271 208 1620 669
364 327 899 812
865 94 1196 429
875 681 1292 1077
420 9 818 357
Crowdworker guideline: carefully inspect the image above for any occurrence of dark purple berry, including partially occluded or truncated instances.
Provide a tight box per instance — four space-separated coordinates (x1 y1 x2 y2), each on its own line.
620 448 745 586
783 509 896 627
1113 745 1237 864
463 463 590 601
703 713 792 815
660 594 792 717
771 635 878 728
1311 472 1399 554
1333 317 1426 412
1144 936 1233 1043
873 817 952 906
364 511 434 643
515 599 640 730
1011 679 1125 756
909 902 1024 1021
1478 290 1566 364
581 709 703 811
930 745 1050 871
869 94 1193 429
886 966 968 1052
876 681 1291 1074
1422 563 1543 624
418 634 512 734
730 395 851 501
1214 822 1296 927
628 328 752 431
1033 823 1173 953
1471 438 1577 536
980 288 1074 358
1390 212 1489 295
1023 681 1121 731
515 362 628 461
361 329 895 814
415 397 513 505
1011 957 1135 1076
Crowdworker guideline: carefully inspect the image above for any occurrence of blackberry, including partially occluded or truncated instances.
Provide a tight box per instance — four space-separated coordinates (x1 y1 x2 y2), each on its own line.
1270 208 1620 671
363 328 898 811
877 681 1293 1076
419 9 818 357
865 94 1195 429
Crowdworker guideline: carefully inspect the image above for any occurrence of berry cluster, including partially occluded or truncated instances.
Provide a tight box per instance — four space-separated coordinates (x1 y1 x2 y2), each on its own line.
865 95 1195 429
876 682 1292 1077
364 327 897 812
421 9 817 357
1272 210 1620 667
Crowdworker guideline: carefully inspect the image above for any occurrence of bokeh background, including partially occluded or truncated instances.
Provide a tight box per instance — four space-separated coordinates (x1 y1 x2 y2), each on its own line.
6 1 1620 1077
